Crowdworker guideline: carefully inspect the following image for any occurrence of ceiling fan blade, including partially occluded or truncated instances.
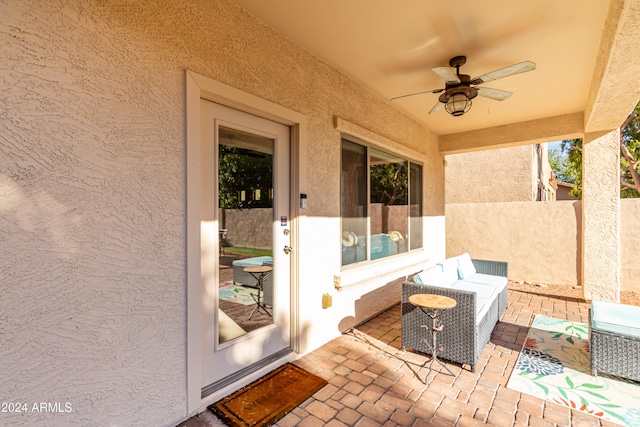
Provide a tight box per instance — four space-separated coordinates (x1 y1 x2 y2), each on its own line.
471 61 536 85
429 101 445 114
477 87 513 101
390 88 443 101
432 67 461 84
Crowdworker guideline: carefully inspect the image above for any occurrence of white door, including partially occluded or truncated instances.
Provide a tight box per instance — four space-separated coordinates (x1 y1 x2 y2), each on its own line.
200 99 291 393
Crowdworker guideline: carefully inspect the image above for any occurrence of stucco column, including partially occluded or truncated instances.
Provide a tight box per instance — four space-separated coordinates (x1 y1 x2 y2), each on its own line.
582 130 621 302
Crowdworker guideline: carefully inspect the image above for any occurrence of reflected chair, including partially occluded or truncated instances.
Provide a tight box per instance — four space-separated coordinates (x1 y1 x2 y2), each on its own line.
219 229 229 256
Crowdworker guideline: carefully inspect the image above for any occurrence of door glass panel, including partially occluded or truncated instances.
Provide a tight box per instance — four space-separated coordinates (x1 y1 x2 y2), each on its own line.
218 126 274 344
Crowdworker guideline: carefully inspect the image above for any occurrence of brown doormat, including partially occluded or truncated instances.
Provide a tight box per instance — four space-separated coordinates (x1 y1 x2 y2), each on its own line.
209 363 328 427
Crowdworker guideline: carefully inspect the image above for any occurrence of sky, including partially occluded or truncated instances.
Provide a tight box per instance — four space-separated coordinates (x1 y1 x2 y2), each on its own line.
548 140 563 150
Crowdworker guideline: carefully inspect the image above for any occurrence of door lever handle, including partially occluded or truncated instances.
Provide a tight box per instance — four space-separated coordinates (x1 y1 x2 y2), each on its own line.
283 245 294 255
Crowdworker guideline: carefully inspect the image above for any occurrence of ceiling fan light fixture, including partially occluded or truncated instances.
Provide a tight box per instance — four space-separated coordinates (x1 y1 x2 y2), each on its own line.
445 92 472 117
391 56 536 117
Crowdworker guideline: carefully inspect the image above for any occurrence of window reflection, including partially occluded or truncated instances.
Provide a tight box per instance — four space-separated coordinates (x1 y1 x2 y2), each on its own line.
341 138 423 266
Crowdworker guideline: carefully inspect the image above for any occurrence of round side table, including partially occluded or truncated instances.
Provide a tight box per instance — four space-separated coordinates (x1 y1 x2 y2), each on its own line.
408 293 457 381
243 265 273 320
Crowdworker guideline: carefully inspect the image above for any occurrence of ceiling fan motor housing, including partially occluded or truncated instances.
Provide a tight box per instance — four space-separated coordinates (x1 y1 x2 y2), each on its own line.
439 74 478 101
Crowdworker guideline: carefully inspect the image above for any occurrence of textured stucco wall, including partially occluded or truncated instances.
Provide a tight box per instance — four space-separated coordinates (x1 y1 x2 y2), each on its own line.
445 145 534 203
533 143 556 201
222 209 272 249
1 1 443 425
447 200 640 294
446 201 582 287
2 2 187 426
582 131 621 302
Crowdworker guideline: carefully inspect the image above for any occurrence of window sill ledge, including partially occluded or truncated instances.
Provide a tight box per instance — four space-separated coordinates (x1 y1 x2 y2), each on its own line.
334 251 431 291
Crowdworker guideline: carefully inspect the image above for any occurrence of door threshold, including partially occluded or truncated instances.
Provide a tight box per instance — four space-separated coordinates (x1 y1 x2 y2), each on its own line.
201 348 294 399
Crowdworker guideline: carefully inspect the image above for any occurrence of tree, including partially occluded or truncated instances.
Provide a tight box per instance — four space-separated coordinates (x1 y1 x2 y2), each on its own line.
620 102 640 198
218 145 273 209
370 162 408 205
551 139 583 199
549 141 582 190
550 101 640 199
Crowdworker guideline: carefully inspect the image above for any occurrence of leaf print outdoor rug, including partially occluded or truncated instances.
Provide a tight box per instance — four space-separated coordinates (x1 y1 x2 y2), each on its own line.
507 315 640 426
219 281 257 305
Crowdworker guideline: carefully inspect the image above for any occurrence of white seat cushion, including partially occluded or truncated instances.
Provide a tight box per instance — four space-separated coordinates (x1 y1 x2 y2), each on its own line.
463 273 508 291
591 300 640 339
474 295 493 323
232 256 273 267
449 280 499 321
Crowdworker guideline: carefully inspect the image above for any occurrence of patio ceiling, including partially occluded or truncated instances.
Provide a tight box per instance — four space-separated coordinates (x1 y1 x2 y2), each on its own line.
232 0 640 147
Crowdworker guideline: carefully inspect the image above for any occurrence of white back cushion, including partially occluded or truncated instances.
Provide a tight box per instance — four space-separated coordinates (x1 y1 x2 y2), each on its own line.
414 264 452 287
457 252 476 279
439 258 460 286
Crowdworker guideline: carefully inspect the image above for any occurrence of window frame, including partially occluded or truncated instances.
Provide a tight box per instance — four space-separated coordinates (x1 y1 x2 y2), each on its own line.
340 135 423 268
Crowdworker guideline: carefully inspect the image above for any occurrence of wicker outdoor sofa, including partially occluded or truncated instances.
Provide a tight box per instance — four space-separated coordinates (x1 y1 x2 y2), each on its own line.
232 256 274 307
402 254 508 372
589 300 640 381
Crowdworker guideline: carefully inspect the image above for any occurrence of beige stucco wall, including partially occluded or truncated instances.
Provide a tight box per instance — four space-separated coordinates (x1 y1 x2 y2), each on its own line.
222 208 272 249
446 201 582 286
1 1 443 425
446 200 640 294
621 199 640 294
369 203 409 237
446 145 535 203
534 143 556 201
557 182 578 200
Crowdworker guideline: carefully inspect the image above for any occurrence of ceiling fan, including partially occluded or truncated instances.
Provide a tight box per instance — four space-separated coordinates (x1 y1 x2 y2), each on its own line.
391 55 536 117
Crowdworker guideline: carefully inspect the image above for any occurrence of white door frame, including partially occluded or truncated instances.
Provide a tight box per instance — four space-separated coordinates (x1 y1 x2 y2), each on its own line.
186 70 306 413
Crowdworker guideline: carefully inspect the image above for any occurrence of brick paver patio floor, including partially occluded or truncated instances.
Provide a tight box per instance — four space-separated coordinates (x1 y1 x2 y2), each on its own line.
180 290 622 427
